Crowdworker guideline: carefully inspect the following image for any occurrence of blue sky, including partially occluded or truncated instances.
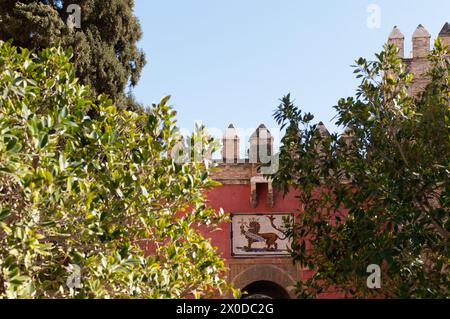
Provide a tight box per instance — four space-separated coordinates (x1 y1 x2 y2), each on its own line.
132 0 450 153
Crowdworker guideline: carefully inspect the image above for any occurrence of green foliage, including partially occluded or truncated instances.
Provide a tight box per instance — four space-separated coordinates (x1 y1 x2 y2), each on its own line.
0 40 230 298
273 41 450 298
0 0 146 109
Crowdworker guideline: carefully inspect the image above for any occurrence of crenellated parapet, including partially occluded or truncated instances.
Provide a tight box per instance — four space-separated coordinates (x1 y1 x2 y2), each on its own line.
213 123 276 207
212 22 449 207
388 23 449 96
217 123 274 165
213 122 333 208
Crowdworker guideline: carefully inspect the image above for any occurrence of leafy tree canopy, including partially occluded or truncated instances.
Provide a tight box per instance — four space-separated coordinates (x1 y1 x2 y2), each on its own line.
0 40 231 298
273 41 449 298
0 0 146 110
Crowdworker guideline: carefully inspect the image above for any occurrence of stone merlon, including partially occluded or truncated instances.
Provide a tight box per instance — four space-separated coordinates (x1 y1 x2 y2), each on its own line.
412 24 431 58
438 22 450 46
388 26 405 57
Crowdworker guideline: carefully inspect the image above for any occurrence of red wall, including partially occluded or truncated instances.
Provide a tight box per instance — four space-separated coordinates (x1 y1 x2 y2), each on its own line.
204 184 342 299
205 184 300 259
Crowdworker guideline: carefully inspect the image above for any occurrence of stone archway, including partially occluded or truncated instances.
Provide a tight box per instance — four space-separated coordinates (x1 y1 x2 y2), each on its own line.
232 264 296 299
242 280 291 299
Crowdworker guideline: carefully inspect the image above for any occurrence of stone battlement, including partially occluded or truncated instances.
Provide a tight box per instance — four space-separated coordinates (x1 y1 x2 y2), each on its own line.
211 22 449 206
388 23 450 96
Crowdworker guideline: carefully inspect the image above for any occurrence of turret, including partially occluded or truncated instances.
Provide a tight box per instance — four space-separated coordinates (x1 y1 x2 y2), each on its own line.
341 126 356 147
388 26 405 58
222 124 239 163
438 22 450 47
412 24 431 58
249 124 273 163
316 122 330 138
315 122 330 154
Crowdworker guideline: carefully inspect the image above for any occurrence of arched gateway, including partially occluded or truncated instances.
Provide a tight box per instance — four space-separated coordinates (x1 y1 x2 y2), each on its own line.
208 125 301 299
232 264 296 299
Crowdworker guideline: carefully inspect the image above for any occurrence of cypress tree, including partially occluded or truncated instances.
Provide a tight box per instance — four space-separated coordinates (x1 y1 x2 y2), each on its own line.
0 0 146 109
